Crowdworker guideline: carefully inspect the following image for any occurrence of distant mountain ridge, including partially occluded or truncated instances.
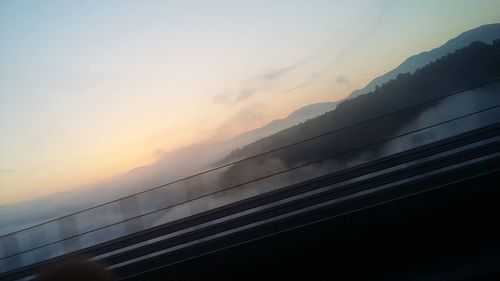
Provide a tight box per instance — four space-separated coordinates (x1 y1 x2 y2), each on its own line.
349 23 500 98
226 101 341 149
218 39 500 183
3 24 498 236
227 24 500 149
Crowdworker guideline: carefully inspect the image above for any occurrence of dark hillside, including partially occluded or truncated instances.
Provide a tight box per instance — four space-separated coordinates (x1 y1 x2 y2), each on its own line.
217 40 500 186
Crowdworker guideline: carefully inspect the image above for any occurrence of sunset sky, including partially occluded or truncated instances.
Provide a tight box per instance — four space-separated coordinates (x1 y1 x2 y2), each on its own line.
1 0 500 204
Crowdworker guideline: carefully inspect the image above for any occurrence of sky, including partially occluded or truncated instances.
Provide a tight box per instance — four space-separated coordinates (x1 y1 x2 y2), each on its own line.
1 0 500 205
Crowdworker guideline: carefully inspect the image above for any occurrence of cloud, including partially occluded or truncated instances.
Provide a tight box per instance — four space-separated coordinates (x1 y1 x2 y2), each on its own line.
335 75 350 85
213 88 257 105
0 169 15 173
256 63 301 82
302 1 393 86
213 62 304 105
151 149 167 159
281 83 309 94
209 103 267 140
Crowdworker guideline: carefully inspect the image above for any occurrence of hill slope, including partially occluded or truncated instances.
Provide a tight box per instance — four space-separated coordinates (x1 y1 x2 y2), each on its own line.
226 101 341 149
349 23 500 99
217 40 500 185
227 23 500 150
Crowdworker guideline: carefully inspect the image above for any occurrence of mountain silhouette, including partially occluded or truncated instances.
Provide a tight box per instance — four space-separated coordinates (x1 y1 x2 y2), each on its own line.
349 23 500 98
220 23 500 150
226 101 342 149
3 25 499 237
217 39 500 185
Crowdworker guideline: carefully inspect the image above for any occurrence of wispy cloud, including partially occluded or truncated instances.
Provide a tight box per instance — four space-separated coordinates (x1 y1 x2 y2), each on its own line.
208 103 267 140
281 83 309 94
0 169 15 174
213 88 257 105
303 1 393 86
335 75 350 85
213 62 305 105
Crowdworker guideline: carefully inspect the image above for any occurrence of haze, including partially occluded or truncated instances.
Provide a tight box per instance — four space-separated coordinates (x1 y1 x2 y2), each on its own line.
1 0 500 204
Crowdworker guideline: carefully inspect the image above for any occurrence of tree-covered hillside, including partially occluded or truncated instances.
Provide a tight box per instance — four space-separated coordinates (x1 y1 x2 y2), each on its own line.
217 40 500 186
